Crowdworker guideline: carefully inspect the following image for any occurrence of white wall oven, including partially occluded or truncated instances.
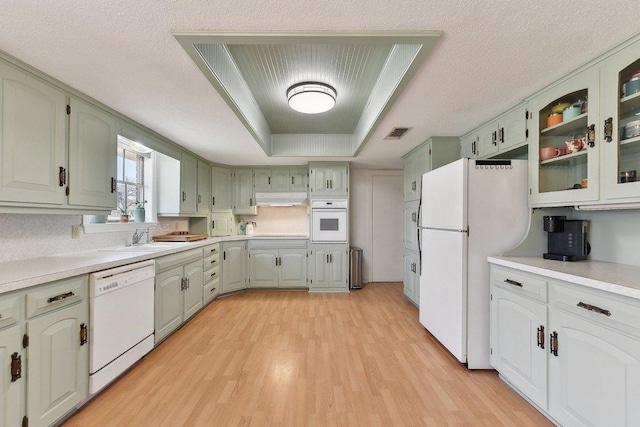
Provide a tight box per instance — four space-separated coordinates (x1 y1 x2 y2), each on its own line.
311 199 348 243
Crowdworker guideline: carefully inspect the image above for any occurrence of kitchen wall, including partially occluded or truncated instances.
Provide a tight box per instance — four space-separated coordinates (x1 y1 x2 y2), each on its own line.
238 205 309 236
350 169 403 283
508 207 640 267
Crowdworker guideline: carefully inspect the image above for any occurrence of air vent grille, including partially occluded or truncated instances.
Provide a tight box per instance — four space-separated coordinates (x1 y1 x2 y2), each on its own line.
384 127 411 140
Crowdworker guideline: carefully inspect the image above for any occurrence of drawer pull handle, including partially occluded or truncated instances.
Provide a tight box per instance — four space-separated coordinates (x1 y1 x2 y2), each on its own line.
504 279 523 288
210 272 217 278
210 260 217 264
210 288 216 293
537 325 545 349
47 291 75 304
577 302 611 317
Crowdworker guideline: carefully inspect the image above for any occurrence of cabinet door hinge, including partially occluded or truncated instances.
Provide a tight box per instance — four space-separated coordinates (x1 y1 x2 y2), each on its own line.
22 416 28 427
66 104 71 115
11 352 22 382
80 323 88 346
22 334 29 348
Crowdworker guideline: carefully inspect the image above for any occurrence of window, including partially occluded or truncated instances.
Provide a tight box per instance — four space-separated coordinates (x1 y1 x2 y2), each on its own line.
84 135 154 228
114 140 147 220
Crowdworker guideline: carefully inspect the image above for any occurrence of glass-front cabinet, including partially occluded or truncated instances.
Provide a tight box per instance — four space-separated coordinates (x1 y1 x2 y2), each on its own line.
600 39 640 201
529 67 600 206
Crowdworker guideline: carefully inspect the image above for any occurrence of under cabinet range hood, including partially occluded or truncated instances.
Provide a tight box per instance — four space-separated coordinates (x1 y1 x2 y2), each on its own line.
255 192 308 206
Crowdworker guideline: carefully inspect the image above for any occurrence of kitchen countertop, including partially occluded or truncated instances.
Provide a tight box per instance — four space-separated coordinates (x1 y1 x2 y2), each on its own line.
488 256 640 300
0 235 308 294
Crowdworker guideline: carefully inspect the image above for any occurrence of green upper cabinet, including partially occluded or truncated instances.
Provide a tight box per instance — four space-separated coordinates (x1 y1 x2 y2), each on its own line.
0 60 67 206
179 153 197 213
403 137 459 202
528 35 640 208
68 97 117 209
211 166 231 211
253 168 308 193
232 169 256 215
528 67 601 207
196 159 211 214
309 163 349 196
461 104 528 160
600 38 640 203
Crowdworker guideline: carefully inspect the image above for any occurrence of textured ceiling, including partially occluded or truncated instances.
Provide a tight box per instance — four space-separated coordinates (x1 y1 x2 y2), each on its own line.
227 43 392 134
0 1 638 169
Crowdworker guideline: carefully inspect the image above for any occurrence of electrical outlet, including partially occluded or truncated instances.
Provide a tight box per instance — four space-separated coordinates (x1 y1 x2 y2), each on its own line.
71 225 81 239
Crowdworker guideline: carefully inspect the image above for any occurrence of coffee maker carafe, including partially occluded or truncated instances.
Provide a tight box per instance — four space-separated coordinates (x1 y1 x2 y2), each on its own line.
543 216 590 261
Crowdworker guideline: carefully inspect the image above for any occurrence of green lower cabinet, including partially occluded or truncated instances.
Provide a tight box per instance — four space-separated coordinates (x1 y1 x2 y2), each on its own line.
309 244 349 292
1 325 23 427
221 241 247 293
155 249 204 344
248 248 307 289
26 292 88 427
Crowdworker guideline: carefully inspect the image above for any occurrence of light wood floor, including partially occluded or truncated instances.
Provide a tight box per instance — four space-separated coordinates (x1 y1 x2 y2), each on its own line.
64 283 551 426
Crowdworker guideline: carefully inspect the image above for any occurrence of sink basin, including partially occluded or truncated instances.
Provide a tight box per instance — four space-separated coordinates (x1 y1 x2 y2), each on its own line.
98 243 185 253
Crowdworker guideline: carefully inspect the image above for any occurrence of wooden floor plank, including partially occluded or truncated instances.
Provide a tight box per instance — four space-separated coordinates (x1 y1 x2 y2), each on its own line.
63 283 551 426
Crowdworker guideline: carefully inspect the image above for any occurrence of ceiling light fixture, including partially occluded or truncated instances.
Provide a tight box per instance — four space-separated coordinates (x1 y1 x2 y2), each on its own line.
287 82 337 114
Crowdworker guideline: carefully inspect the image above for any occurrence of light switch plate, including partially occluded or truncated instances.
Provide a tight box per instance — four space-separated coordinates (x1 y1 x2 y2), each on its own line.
71 225 81 239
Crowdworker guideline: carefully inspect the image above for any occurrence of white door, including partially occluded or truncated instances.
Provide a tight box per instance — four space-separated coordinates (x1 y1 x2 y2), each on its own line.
420 158 467 230
419 228 468 363
372 175 403 281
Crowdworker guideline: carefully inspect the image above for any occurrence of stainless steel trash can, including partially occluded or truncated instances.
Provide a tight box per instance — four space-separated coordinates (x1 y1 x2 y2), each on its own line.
349 247 363 289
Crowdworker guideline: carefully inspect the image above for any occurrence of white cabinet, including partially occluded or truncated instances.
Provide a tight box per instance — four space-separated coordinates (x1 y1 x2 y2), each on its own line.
599 38 640 203
248 240 308 289
254 168 308 193
309 244 348 292
309 163 349 196
490 263 640 426
210 211 235 237
460 132 479 159
68 97 117 209
403 144 427 201
232 169 257 215
529 67 601 207
221 241 247 293
154 249 203 343
402 249 419 306
0 60 67 206
211 166 231 211
490 269 548 409
196 159 211 214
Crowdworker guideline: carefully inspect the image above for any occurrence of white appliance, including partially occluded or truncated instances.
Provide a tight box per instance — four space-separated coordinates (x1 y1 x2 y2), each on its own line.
311 199 348 243
89 259 155 394
255 192 307 206
417 158 529 369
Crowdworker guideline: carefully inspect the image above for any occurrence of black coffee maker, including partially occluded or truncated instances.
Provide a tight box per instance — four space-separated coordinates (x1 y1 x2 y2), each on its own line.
543 216 590 261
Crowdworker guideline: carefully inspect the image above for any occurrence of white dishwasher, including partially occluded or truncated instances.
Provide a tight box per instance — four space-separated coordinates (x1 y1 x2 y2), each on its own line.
89 259 155 394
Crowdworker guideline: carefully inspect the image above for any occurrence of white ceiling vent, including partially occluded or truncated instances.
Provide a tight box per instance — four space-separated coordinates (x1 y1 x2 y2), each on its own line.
384 127 411 140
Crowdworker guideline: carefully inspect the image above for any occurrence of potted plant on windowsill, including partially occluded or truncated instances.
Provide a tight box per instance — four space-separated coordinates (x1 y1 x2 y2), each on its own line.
117 201 136 223
132 200 147 223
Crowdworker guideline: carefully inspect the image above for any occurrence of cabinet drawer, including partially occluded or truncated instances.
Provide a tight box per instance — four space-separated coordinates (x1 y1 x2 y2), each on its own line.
0 294 21 329
203 243 220 256
248 239 308 250
551 281 640 338
491 265 548 302
26 275 87 319
156 248 202 273
203 252 220 270
203 279 220 305
204 265 220 284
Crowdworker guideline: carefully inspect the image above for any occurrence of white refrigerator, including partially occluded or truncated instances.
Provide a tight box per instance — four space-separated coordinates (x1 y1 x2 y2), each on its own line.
417 158 530 369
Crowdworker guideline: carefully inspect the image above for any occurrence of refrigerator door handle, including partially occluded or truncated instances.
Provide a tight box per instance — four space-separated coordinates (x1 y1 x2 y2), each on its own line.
419 226 469 234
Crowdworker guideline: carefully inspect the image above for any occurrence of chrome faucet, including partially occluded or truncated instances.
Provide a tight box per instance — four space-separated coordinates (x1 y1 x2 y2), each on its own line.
132 228 149 245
